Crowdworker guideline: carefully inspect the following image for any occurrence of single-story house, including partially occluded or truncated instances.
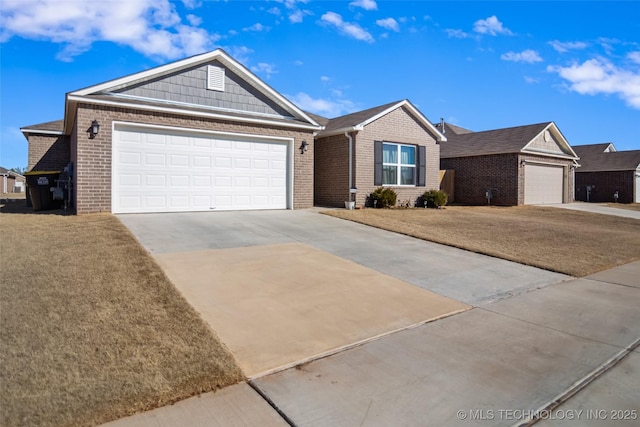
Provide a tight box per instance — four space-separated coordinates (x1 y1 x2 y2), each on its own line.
0 167 26 193
572 143 640 203
22 49 448 214
22 49 324 214
438 121 579 205
313 100 446 208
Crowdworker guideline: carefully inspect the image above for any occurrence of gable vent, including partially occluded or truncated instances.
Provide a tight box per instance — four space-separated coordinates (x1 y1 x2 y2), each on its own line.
207 65 225 91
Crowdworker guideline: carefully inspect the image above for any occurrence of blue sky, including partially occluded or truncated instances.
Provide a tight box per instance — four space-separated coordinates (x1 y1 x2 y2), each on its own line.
1 0 639 169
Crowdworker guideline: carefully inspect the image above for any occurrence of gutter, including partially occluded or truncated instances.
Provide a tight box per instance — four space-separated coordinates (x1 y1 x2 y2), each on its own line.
344 126 363 203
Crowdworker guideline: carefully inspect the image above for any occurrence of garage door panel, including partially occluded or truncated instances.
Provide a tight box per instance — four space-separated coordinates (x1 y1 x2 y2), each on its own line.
119 152 141 165
145 175 166 187
193 156 211 168
524 164 564 205
145 133 166 145
113 127 289 213
169 154 189 167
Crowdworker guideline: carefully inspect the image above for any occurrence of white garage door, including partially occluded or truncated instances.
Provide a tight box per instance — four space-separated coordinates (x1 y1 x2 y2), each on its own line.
524 164 564 205
112 126 289 213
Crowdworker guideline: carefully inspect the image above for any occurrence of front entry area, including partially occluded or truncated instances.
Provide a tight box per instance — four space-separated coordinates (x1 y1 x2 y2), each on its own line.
112 124 290 213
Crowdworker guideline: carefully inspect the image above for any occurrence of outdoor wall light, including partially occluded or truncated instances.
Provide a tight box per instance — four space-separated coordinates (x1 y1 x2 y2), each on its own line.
88 119 100 139
300 140 309 154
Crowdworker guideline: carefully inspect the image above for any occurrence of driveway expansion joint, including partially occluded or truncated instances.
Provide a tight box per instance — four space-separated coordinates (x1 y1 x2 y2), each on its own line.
514 337 640 427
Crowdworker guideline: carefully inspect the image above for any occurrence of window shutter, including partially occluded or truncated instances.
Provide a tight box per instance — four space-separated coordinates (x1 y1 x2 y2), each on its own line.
374 141 383 186
207 65 225 91
417 145 426 187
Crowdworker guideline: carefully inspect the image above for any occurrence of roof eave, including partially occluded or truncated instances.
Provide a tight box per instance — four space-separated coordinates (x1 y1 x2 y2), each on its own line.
67 95 323 131
316 125 364 138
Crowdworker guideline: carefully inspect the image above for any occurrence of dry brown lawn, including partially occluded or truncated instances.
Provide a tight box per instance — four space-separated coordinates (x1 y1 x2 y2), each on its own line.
606 203 640 212
0 204 243 427
324 206 640 277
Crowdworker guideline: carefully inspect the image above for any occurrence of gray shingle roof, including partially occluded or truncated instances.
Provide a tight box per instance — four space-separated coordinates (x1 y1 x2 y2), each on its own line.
304 111 330 127
440 122 552 158
576 149 640 172
21 119 64 132
435 122 473 135
572 143 615 159
321 100 403 133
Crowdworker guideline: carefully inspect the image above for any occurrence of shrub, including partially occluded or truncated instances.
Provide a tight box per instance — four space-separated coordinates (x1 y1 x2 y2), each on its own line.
422 190 448 208
370 187 397 208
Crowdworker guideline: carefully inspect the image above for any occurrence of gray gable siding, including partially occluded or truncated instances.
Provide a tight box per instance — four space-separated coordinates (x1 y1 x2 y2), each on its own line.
113 60 292 118
527 130 566 155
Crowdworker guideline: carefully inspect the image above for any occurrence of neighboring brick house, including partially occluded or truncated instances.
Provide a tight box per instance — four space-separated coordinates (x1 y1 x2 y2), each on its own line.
0 167 26 193
438 121 579 206
314 100 446 208
572 143 640 203
21 49 323 214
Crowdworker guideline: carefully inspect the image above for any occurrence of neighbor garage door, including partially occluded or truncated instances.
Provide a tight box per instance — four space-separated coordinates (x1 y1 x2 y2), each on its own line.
524 164 564 205
112 125 289 213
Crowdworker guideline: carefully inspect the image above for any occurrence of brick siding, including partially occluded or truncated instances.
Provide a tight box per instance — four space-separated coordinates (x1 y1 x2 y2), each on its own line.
74 103 315 214
315 106 440 208
575 170 636 203
27 134 70 172
442 153 575 206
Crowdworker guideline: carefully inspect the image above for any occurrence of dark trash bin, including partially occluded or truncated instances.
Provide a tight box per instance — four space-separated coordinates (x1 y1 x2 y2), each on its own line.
25 171 61 211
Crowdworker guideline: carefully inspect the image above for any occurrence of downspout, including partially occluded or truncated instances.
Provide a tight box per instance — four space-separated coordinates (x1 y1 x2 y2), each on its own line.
345 131 353 203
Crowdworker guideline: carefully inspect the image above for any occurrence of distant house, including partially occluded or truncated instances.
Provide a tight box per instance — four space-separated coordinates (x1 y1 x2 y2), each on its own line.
438 121 579 206
0 167 25 194
572 143 640 203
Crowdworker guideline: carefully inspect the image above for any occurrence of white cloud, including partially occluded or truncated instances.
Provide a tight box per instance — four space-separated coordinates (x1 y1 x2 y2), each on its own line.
628 51 640 64
501 49 543 63
524 76 539 84
288 92 356 117
186 14 202 26
548 40 588 53
276 0 308 9
446 28 469 39
350 0 377 11
548 58 640 109
289 9 312 24
473 16 512 36
321 12 374 43
243 23 270 32
181 0 201 9
320 76 331 82
376 18 399 32
267 7 281 16
225 45 253 63
0 0 217 61
251 62 277 78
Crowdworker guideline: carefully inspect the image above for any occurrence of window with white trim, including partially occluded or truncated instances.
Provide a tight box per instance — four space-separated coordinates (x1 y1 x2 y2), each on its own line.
382 143 416 186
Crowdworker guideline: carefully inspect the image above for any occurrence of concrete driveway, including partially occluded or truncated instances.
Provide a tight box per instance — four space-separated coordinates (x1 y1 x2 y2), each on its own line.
119 209 568 306
119 209 568 377
111 210 639 427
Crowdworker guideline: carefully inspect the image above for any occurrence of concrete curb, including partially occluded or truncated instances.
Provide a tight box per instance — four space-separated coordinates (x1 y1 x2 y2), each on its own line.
514 337 640 427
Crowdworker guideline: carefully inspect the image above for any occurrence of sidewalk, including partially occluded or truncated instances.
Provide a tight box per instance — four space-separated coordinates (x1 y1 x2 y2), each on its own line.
102 261 640 427
542 202 640 220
